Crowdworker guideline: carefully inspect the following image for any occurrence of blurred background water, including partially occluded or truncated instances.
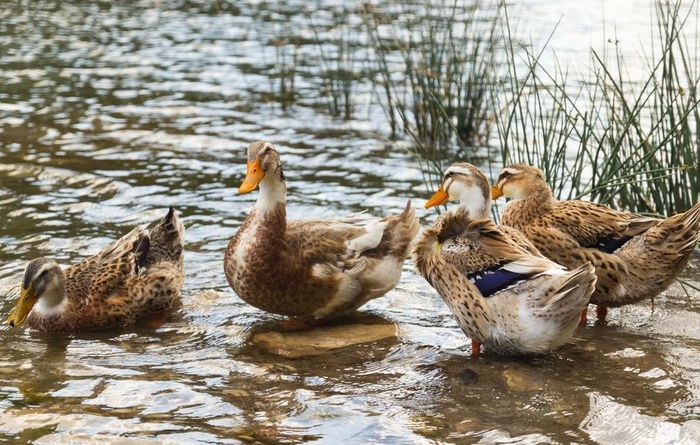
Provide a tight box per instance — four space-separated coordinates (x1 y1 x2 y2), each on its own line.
1 1 699 443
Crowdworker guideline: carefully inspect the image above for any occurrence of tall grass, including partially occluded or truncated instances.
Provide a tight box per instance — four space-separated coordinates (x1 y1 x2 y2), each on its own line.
495 0 699 215
247 0 698 217
361 0 501 189
308 5 366 119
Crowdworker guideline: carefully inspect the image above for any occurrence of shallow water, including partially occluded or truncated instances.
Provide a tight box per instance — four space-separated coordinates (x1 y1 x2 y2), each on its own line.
1 1 700 444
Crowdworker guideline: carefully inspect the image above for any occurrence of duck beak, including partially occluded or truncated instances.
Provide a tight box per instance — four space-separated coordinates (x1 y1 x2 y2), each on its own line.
6 285 38 328
425 187 450 208
491 186 504 200
238 158 264 194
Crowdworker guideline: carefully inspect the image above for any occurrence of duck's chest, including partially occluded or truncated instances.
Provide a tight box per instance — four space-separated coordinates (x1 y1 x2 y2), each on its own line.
226 208 286 278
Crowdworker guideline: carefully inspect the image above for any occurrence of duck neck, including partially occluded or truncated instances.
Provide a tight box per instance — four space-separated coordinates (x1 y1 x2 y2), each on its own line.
458 195 491 220
255 172 287 213
34 277 68 317
504 183 555 227
244 171 288 253
530 182 554 203
521 182 556 211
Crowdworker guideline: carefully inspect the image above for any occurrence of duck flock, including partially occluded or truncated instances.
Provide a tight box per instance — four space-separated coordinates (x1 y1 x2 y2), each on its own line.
8 140 700 357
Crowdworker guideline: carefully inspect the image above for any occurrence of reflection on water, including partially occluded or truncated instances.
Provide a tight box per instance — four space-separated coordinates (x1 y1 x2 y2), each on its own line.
1 0 700 444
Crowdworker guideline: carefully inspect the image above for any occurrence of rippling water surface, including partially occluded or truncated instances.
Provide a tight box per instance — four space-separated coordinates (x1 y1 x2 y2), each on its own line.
1 1 700 444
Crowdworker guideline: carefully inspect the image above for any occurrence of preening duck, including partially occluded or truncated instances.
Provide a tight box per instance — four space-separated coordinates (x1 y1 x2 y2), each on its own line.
413 206 596 356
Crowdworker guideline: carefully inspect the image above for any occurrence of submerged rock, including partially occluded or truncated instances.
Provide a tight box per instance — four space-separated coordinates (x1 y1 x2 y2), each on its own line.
503 368 546 392
252 323 397 358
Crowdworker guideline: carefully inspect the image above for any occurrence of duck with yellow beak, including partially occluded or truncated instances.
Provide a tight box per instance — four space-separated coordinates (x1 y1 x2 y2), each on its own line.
6 207 185 332
224 140 419 321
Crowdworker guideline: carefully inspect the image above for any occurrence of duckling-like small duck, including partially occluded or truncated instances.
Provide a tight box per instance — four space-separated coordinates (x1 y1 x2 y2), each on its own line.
6 207 185 332
413 206 596 356
492 163 700 319
224 140 419 320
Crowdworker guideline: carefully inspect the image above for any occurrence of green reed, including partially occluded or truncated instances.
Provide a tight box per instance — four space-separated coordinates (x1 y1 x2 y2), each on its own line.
496 0 699 215
251 0 698 217
308 5 366 119
361 0 501 190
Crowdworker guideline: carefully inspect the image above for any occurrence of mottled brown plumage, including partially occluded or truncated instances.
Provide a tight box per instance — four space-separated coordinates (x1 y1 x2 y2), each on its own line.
6 207 185 332
425 162 541 257
493 163 700 313
413 206 596 356
224 141 419 319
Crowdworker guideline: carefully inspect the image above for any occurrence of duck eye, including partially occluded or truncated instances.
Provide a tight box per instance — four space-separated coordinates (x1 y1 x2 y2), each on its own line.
444 171 455 179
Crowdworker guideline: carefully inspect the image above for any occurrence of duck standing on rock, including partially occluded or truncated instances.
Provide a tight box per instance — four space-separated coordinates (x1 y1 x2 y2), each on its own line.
6 207 185 332
492 163 700 321
224 140 419 321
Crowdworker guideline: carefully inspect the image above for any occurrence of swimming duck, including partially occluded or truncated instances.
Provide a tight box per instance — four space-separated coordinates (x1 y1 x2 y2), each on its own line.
492 163 700 320
6 207 185 332
412 206 596 356
224 140 419 319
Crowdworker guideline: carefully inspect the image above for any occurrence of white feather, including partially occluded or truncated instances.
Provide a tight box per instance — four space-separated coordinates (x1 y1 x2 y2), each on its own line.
502 255 566 276
347 221 388 253
449 181 490 218
255 174 286 212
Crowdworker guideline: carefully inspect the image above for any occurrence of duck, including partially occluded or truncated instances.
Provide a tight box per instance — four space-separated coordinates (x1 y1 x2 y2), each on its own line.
224 140 420 320
6 207 185 332
492 163 700 320
424 162 540 255
412 206 596 356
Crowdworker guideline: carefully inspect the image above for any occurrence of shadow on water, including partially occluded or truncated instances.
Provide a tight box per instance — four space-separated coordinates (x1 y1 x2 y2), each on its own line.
1 0 700 444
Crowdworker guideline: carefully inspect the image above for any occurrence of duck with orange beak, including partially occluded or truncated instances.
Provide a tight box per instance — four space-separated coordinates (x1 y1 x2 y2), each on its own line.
492 163 700 322
224 140 419 322
414 162 595 356
6 207 184 332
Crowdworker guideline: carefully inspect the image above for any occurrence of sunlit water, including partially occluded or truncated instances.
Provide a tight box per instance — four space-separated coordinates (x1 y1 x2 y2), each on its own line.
1 1 699 444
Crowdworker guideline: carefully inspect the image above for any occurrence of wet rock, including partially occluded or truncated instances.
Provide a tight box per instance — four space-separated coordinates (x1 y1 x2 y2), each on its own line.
459 368 478 384
223 389 249 398
252 323 397 358
502 368 545 392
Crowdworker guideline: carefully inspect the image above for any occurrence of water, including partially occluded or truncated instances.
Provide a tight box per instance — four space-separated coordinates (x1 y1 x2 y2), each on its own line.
1 0 700 443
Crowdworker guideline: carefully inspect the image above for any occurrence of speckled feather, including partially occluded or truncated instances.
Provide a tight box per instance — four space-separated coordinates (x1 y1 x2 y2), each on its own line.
25 207 185 332
224 141 420 319
495 163 700 307
413 207 596 355
428 162 541 257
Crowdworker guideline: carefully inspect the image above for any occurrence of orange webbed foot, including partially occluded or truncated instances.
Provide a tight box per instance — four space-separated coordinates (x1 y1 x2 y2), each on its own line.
470 339 481 357
579 306 589 325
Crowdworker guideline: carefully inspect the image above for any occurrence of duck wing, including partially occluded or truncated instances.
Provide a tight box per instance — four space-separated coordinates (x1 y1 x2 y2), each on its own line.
532 200 659 251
